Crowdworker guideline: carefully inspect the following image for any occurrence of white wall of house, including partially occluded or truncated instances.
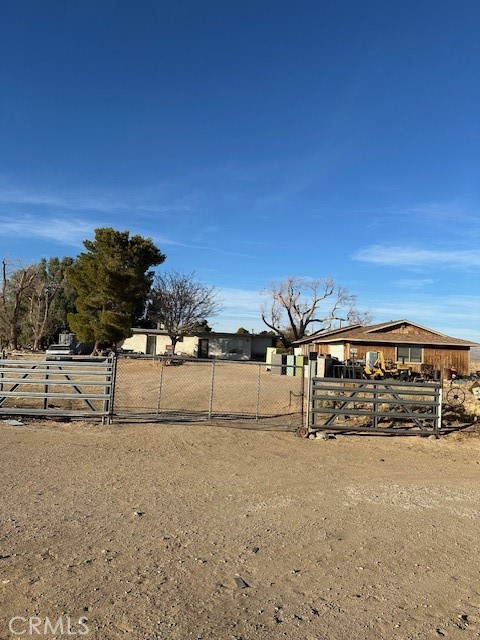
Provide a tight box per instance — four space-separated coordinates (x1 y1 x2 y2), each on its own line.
202 335 251 360
117 332 167 355
118 330 274 360
117 333 150 353
175 336 198 356
328 344 345 360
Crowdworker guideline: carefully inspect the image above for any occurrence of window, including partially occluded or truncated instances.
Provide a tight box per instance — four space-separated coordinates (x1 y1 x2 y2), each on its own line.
396 346 422 364
220 338 244 355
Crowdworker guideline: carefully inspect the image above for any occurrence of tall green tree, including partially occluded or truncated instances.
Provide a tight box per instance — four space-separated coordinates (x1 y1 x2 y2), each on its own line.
67 228 165 354
189 319 213 334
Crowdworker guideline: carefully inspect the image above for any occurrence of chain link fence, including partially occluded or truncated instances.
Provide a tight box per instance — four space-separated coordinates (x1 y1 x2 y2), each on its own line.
113 356 306 428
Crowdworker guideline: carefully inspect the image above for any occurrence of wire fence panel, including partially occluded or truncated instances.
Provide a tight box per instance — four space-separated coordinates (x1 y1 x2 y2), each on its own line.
111 357 163 414
113 356 306 427
158 360 213 417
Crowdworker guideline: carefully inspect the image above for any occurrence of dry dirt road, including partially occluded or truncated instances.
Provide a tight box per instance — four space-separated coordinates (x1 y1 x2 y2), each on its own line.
1 420 479 640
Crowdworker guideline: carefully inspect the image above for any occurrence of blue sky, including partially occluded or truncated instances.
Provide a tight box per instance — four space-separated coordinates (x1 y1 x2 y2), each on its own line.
1 1 480 339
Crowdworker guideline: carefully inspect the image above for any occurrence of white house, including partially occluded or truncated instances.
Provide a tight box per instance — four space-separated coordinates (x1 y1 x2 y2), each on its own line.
117 328 276 361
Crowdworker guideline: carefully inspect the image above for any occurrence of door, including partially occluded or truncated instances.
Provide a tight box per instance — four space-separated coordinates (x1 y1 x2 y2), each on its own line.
146 335 157 355
198 339 209 359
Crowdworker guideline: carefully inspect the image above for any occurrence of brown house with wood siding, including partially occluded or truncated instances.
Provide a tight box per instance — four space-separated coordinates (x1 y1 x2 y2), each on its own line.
293 319 479 377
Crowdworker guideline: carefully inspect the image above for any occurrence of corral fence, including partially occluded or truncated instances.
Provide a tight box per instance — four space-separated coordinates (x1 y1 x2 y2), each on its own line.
0 354 306 428
113 355 306 427
0 354 448 435
303 376 442 436
0 355 115 423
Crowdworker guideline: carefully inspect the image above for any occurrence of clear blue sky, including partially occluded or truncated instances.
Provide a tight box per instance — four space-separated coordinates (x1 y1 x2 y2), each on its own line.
1 1 479 339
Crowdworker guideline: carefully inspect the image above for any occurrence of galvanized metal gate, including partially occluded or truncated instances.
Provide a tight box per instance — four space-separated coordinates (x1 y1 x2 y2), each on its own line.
303 376 442 436
0 355 115 423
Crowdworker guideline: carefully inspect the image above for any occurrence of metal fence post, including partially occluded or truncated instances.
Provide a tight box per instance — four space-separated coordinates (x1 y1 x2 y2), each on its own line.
305 363 313 432
43 363 50 411
157 357 164 414
372 382 378 429
1 351 5 393
435 385 443 435
208 359 216 419
300 364 305 425
255 362 261 421
105 354 116 425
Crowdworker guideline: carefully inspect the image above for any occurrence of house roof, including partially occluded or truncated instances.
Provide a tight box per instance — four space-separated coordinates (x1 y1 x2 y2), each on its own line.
130 328 275 339
293 323 364 344
292 319 479 348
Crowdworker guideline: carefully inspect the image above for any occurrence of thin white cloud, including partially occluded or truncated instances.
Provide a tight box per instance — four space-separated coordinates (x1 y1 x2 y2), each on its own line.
392 278 435 289
403 200 474 224
0 191 65 207
0 213 256 262
214 287 264 332
353 245 480 268
0 215 95 246
0 209 252 259
0 187 130 213
0 184 194 215
360 199 480 236
0 214 199 253
366 293 480 342
218 287 262 315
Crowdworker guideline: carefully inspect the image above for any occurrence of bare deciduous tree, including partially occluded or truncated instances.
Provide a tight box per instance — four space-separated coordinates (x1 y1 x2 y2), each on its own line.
26 257 73 350
261 276 371 348
148 272 221 353
0 259 38 350
26 278 52 351
0 256 77 352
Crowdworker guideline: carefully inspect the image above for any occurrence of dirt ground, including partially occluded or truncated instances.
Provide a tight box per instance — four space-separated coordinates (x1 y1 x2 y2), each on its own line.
1 420 480 640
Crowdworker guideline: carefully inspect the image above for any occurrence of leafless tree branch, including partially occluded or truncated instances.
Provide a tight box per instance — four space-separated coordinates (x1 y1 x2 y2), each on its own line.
261 276 371 348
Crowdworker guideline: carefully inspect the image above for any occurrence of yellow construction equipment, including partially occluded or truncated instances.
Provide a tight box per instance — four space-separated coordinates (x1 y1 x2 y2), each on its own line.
362 351 412 380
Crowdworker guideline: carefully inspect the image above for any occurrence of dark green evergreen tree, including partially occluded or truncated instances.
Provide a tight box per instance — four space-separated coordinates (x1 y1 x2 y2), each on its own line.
236 327 250 334
66 228 165 354
189 319 213 334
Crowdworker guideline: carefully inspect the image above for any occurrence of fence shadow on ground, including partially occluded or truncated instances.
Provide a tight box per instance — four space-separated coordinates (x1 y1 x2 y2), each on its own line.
112 412 299 432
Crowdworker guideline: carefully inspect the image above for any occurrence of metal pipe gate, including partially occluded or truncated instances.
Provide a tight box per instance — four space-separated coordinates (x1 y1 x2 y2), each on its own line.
0 355 116 424
303 376 442 436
